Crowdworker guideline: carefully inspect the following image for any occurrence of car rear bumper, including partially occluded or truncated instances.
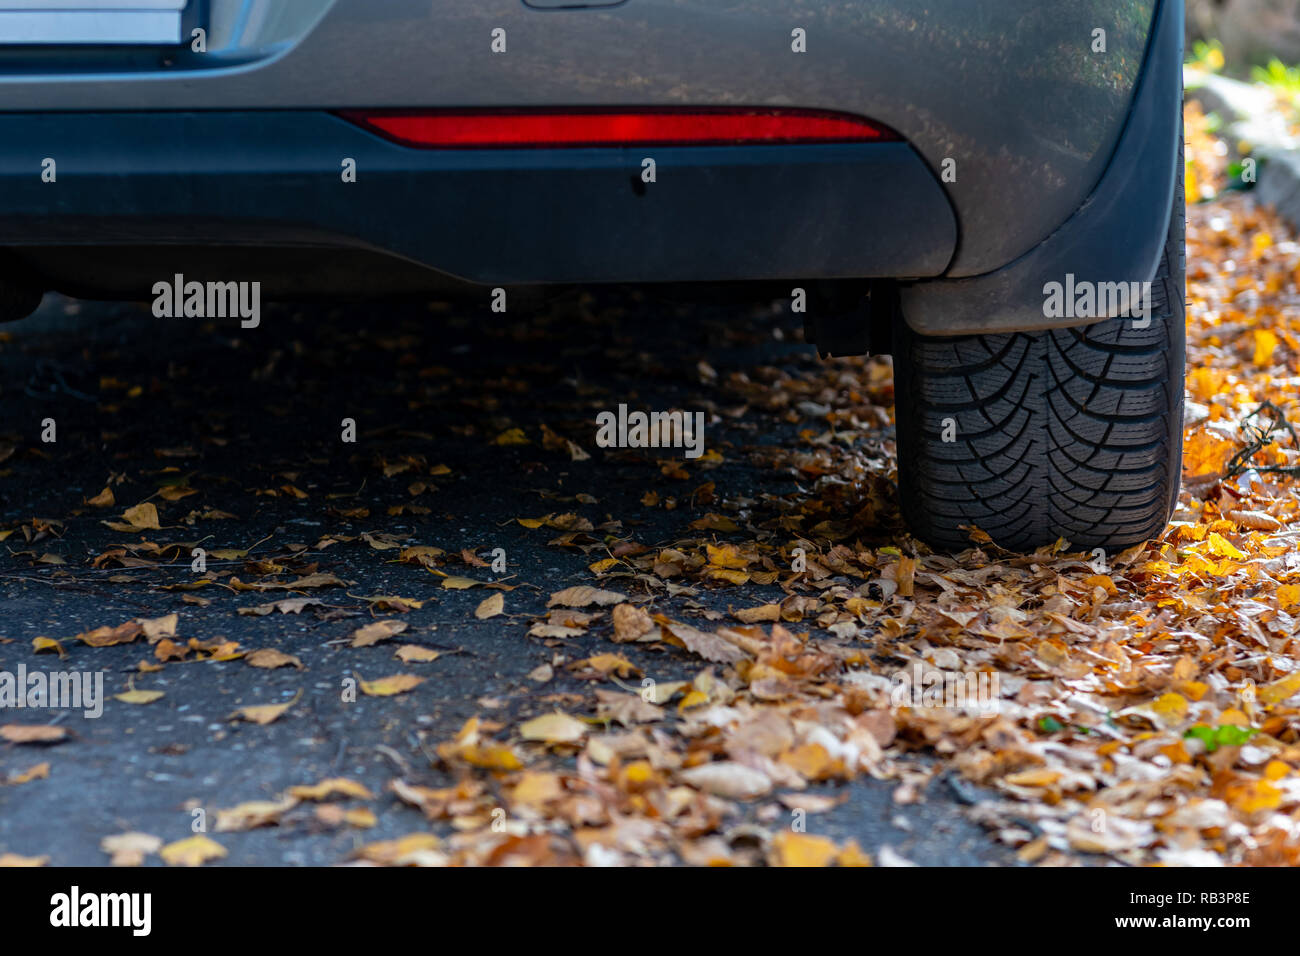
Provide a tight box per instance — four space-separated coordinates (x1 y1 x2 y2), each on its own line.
0 109 957 291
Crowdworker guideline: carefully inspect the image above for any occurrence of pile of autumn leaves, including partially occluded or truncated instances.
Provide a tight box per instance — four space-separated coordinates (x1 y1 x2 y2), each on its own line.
377 129 1300 866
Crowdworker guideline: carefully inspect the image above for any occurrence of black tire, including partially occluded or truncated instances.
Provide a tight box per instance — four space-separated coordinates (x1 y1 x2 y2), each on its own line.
892 145 1185 553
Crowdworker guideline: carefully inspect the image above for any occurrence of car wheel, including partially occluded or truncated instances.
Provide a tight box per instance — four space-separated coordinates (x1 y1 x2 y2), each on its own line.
891 140 1186 553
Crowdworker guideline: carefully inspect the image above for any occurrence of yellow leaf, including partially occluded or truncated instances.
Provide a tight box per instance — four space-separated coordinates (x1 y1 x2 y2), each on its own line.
394 645 442 663
462 745 523 771
121 502 160 530
570 653 641 678
1260 671 1300 705
771 831 838 868
1278 584 1300 610
1151 691 1189 727
229 692 300 725
288 777 375 801
438 575 482 590
706 543 749 570
475 593 504 620
7 762 49 784
1206 532 1245 561
1004 768 1063 787
493 427 529 445
353 833 442 865
1253 329 1279 367
114 689 164 705
31 637 65 658
359 673 425 696
160 835 227 867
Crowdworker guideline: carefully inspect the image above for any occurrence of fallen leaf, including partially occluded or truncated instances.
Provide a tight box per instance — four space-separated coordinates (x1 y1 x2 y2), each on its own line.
475 593 505 620
359 674 425 696
160 835 227 867
389 644 439 665
288 778 375 801
0 725 68 744
519 712 588 745
351 619 408 648
245 648 304 670
100 832 162 867
547 586 626 608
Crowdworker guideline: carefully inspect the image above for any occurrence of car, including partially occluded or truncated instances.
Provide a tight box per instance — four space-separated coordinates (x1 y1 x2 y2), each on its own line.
0 0 1185 553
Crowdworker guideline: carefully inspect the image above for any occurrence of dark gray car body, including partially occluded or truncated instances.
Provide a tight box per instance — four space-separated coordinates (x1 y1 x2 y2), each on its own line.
0 0 1178 333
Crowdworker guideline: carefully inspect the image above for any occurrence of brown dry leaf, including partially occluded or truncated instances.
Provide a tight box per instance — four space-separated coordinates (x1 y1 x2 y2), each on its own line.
594 689 663 725
547 586 626 608
519 712 588 745
657 617 749 664
289 777 375 801
680 762 772 799
238 597 325 616
273 572 348 590
352 833 443 866
895 556 917 598
76 620 144 647
86 487 115 508
102 501 161 532
316 805 377 829
245 648 304 670
114 688 164 705
154 639 187 662
100 832 162 867
611 603 655 642
160 834 227 867
139 613 178 642
351 619 408 648
0 725 68 745
359 673 425 696
569 654 642 679
528 623 587 639
363 595 425 613
394 645 442 663
214 797 298 832
475 592 505 620
733 604 782 624
6 763 50 785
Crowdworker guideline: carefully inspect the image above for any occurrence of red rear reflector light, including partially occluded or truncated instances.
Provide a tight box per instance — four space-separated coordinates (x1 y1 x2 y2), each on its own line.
337 108 897 148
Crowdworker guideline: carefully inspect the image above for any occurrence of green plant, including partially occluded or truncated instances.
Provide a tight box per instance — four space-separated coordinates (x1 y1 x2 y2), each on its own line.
1188 38 1225 73
1252 58 1300 100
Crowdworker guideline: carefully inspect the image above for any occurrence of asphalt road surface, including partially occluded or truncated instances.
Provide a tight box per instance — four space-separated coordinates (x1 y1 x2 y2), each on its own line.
0 288 1014 866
